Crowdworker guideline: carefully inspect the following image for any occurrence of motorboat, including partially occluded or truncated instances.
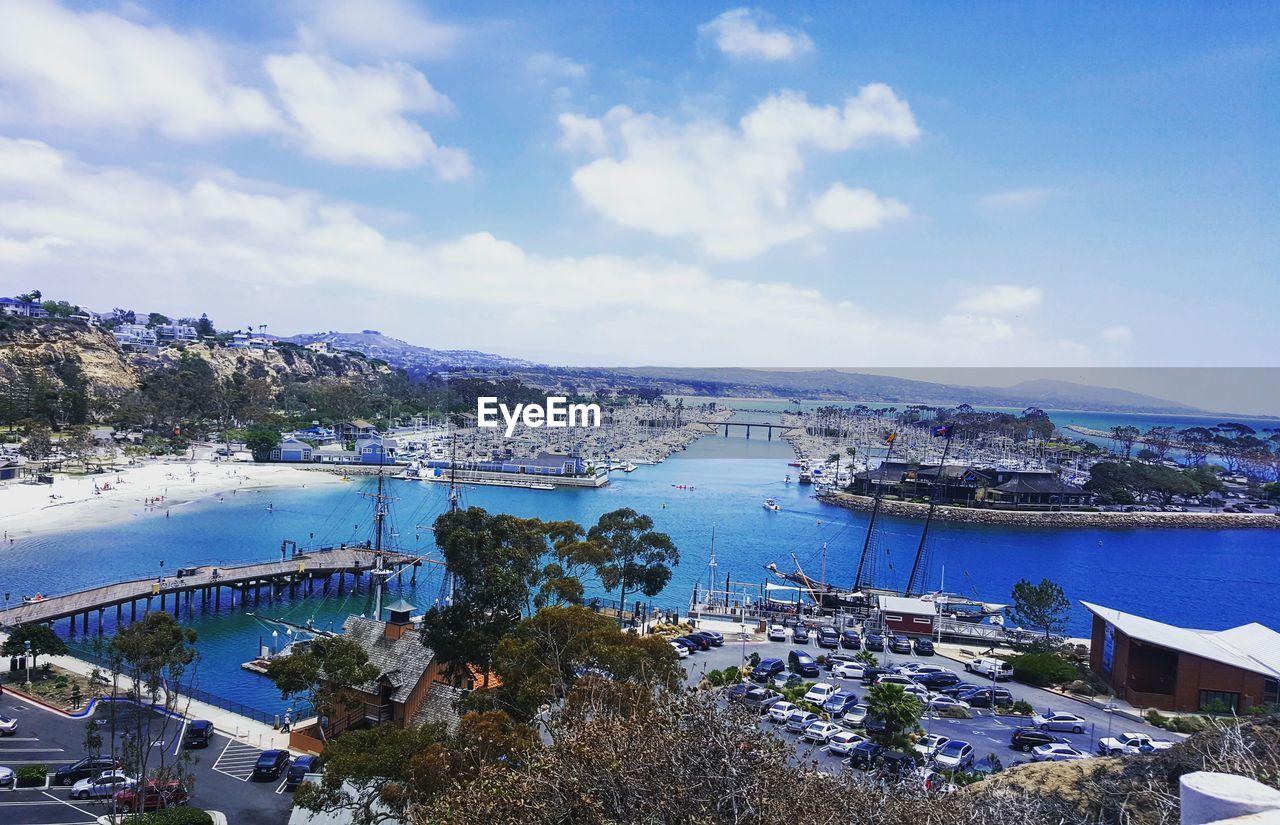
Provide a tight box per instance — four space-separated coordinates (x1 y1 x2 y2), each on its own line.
763 498 780 511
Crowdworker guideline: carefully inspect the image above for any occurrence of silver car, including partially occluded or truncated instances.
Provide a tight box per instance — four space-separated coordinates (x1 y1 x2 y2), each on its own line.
0 715 16 736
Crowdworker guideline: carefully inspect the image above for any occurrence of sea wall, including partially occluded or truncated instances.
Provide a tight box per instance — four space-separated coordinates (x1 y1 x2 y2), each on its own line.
817 492 1280 529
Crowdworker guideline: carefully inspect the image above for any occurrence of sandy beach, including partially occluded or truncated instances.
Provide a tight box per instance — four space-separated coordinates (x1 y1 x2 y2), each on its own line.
0 459 341 538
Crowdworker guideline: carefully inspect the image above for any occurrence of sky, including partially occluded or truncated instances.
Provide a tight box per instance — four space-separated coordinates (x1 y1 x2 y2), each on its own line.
0 1 1277 388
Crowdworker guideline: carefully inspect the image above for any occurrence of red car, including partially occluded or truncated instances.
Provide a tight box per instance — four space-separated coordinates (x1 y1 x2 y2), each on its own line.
112 780 189 812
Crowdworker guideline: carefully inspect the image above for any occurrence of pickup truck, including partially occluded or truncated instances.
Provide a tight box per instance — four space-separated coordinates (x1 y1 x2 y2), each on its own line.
1096 732 1176 756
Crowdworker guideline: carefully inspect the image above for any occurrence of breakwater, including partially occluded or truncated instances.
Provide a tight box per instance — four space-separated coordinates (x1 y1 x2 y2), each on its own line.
817 491 1280 529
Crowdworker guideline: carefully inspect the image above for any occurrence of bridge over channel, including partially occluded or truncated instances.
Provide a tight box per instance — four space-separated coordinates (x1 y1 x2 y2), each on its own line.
695 420 802 441
0 545 423 635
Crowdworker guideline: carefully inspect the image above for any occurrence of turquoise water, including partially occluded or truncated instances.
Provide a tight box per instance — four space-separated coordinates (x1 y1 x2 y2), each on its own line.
3 415 1278 714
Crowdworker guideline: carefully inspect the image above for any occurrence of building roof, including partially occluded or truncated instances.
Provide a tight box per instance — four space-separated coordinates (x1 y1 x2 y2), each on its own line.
992 474 1086 495
879 595 937 617
409 681 465 733
341 615 436 704
1081 602 1280 679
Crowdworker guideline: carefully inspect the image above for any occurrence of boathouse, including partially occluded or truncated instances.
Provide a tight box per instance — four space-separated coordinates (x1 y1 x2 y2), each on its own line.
271 437 314 463
878 595 937 637
1083 602 1280 714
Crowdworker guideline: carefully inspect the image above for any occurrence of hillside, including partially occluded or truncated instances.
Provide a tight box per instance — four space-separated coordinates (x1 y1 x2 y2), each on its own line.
284 330 537 373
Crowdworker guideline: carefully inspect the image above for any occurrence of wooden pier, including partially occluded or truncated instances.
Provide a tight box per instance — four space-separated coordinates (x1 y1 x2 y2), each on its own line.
0 546 422 634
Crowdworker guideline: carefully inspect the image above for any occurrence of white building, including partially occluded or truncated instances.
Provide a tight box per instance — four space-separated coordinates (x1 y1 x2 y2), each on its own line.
112 323 158 350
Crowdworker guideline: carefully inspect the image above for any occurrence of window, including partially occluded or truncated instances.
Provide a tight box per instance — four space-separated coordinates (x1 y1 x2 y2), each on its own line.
913 617 932 624
1199 690 1240 714
1264 678 1279 707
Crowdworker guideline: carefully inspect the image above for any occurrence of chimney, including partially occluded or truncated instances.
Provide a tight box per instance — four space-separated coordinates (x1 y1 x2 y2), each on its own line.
383 599 416 641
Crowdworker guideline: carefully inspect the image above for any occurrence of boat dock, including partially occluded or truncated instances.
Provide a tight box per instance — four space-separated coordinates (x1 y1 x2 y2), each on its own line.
0 545 422 634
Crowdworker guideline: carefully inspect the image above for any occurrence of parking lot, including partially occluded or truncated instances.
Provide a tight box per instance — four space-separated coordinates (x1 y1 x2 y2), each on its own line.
677 622 1177 774
0 692 296 824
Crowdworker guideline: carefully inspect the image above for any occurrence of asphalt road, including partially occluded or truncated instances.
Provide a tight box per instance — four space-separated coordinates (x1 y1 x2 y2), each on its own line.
0 691 296 825
677 627 1177 772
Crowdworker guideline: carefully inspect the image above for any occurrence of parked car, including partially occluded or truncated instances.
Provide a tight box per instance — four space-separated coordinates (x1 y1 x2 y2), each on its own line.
671 638 697 655
957 687 1014 708
1033 743 1093 762
184 719 214 748
860 666 890 685
965 657 1014 680
821 690 860 716
816 626 840 649
726 682 751 703
0 766 13 788
1010 727 1070 752
111 780 188 812
913 671 962 689
1033 712 1088 734
832 661 867 680
888 636 913 655
767 701 798 724
0 715 17 736
1096 732 1175 756
898 662 948 675
873 674 916 688
874 750 918 776
826 730 865 756
863 714 889 737
925 695 971 713
791 625 810 645
840 630 862 650
669 641 689 658
251 750 291 781
842 703 871 727
938 681 983 697
784 710 821 734
913 638 935 655
824 653 857 671
802 721 845 744
933 740 975 770
864 633 885 652
54 757 122 786
788 650 819 677
802 683 838 705
767 624 787 642
914 734 950 760
285 755 321 790
751 658 785 682
71 771 136 800
847 740 885 769
743 687 783 713
677 634 710 652
692 630 724 647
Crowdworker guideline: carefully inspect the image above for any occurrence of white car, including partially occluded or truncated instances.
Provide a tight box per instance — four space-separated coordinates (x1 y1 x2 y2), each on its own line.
669 641 689 659
802 721 845 743
70 771 136 800
767 624 787 642
831 661 866 680
933 740 975 770
1097 732 1176 756
897 663 949 676
802 683 837 704
785 710 820 733
873 674 915 688
1033 712 1088 734
0 715 16 735
914 734 950 759
826 730 865 755
767 701 797 724
1033 743 1093 762
0 765 13 787
901 683 930 699
842 704 871 726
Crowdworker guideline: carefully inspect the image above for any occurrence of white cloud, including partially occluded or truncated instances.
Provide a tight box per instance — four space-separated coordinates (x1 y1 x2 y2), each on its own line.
296 0 461 59
812 184 909 231
561 86 919 258
698 8 814 61
0 0 282 139
1100 325 1133 343
265 53 469 176
527 53 586 80
956 285 1043 315
0 137 1088 367
976 188 1055 210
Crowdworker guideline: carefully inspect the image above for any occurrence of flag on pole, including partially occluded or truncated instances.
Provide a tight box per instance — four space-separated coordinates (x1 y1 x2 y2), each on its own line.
884 432 896 444
932 424 953 438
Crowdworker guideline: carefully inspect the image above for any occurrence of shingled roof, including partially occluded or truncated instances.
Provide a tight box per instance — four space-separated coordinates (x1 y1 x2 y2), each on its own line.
409 681 466 733
991 473 1085 495
341 615 435 704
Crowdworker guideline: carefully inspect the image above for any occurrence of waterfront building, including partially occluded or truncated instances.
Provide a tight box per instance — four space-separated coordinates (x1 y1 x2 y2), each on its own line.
154 322 199 342
879 595 937 637
270 437 315 463
0 296 46 317
1084 602 1280 714
112 322 158 351
851 462 1094 510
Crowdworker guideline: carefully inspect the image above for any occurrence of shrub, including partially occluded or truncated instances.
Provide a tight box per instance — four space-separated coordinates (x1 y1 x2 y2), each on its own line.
1009 652 1077 687
16 765 47 787
1010 700 1034 716
1066 679 1097 697
939 705 972 720
138 809 214 825
748 652 761 668
1145 709 1170 727
1166 716 1209 734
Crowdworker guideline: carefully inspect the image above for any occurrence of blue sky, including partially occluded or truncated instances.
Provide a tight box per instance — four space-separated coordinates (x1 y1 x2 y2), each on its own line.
0 1 1276 376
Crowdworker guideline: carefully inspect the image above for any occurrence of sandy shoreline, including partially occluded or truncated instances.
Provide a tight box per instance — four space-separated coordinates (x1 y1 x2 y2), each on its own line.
0 459 342 538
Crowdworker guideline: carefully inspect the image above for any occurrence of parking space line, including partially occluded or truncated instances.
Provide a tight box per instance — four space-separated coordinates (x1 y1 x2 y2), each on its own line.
39 791 100 817
275 778 289 794
172 718 190 757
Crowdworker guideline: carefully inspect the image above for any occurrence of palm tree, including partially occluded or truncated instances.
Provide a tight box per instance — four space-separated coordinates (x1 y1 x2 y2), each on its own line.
865 683 923 746
828 452 840 483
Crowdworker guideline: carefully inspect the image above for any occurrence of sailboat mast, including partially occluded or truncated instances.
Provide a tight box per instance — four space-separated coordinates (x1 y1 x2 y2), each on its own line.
905 428 955 597
853 436 897 591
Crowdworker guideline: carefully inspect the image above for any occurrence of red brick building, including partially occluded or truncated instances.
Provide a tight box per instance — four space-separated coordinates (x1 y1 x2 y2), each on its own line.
1083 602 1280 714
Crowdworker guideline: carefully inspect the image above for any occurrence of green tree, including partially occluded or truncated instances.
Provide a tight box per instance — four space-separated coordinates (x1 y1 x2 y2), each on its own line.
1009 578 1071 641
195 313 216 337
864 683 923 747
146 312 171 327
532 520 609 610
265 636 378 741
1110 425 1141 459
244 425 280 462
62 424 97 464
590 508 679 625
19 422 52 460
1 623 68 669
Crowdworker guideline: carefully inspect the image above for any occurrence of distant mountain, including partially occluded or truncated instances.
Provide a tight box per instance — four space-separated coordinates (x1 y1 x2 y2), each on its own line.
966 379 1198 413
284 330 539 372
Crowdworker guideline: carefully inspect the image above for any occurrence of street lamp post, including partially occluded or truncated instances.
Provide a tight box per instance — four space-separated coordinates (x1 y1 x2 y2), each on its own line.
23 640 31 688
271 630 279 658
